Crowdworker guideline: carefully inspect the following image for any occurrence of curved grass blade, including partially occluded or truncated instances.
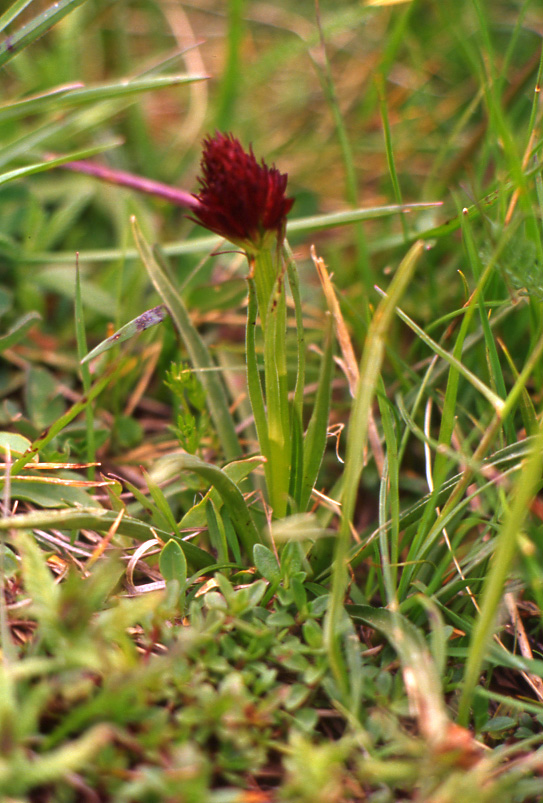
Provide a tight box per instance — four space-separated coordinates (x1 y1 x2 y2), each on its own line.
170 455 265 529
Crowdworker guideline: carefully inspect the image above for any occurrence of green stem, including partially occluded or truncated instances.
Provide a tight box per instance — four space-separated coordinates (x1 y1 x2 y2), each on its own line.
250 246 291 518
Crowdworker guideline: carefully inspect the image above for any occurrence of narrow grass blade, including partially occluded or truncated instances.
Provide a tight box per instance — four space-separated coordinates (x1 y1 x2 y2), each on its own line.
0 74 208 123
458 415 543 725
498 338 538 436
285 244 306 417
131 216 240 461
286 202 442 235
27 202 443 265
214 0 245 129
262 275 290 518
0 0 88 69
141 469 181 538
324 240 425 698
410 328 543 596
461 211 515 442
300 315 334 511
245 280 269 460
374 287 505 414
288 407 304 510
74 257 95 478
377 74 408 242
206 499 229 565
11 366 118 474
0 0 34 32
159 539 187 610
377 387 400 604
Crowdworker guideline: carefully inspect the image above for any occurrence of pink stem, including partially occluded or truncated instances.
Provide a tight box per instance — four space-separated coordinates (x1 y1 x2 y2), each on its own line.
60 159 201 210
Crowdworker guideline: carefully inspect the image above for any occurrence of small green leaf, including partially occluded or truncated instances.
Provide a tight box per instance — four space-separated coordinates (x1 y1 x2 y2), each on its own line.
285 683 311 711
159 539 187 586
0 432 34 459
482 716 517 733
253 543 281 583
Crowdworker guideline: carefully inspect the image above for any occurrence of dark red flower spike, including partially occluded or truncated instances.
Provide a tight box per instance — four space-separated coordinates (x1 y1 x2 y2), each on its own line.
190 132 294 253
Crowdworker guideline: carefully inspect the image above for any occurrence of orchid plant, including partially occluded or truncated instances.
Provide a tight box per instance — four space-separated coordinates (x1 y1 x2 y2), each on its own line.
189 132 329 520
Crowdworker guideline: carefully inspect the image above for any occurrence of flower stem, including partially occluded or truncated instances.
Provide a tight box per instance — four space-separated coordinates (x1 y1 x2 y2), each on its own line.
249 246 291 518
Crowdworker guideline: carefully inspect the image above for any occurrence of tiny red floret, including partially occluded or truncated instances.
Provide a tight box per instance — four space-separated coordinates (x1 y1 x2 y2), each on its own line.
190 132 294 252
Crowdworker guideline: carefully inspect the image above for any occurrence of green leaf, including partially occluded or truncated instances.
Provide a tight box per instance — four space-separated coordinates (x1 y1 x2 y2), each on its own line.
0 141 123 188
6 478 99 508
0 74 209 123
81 306 167 363
173 453 261 555
253 543 281 584
141 468 180 537
174 455 265 529
0 432 34 459
159 539 187 586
